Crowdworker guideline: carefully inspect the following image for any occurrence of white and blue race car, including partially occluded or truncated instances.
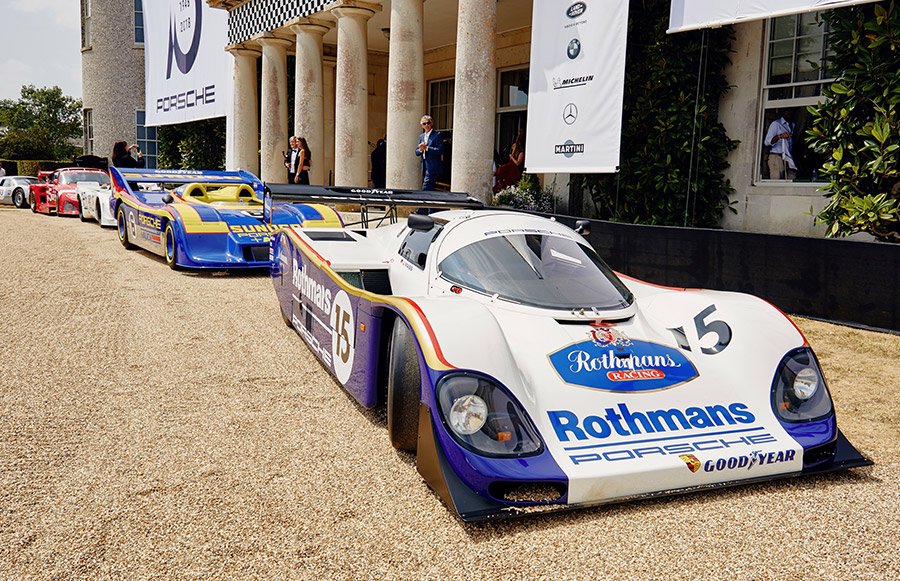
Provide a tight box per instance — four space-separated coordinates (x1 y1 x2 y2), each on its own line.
269 192 871 521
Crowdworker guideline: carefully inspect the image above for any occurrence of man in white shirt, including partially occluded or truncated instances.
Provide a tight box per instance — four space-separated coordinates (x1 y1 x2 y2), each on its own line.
764 109 797 180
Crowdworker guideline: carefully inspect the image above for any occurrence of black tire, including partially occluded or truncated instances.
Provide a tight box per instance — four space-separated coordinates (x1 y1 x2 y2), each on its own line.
164 222 179 269
387 318 421 451
12 188 26 209
96 201 103 225
79 196 88 221
30 194 36 213
117 206 133 249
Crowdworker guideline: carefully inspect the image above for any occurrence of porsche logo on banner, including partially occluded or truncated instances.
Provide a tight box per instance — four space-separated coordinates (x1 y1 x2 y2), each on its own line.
143 0 231 126
668 0 881 33
524 0 629 174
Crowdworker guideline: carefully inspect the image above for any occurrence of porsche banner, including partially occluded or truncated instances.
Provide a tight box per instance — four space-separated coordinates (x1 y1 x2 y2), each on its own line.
143 0 231 126
525 0 629 174
668 0 880 33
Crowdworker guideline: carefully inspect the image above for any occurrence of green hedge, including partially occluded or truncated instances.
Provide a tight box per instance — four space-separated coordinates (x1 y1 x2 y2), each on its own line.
0 159 76 177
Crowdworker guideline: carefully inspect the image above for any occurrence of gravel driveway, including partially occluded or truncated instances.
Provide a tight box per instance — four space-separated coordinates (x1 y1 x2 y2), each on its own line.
1 207 897 579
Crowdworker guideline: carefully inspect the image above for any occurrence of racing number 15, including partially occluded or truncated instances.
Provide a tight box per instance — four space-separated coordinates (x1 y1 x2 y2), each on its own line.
333 305 352 364
669 304 732 355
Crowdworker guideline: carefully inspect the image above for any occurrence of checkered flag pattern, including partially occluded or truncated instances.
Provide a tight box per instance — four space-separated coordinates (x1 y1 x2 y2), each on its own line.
228 0 332 44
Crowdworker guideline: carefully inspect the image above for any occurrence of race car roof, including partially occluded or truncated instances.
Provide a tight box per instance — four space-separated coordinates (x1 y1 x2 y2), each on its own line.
109 168 261 192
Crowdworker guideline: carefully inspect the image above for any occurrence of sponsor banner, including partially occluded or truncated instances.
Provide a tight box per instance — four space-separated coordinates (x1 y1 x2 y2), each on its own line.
144 0 231 125
668 0 880 33
525 0 629 173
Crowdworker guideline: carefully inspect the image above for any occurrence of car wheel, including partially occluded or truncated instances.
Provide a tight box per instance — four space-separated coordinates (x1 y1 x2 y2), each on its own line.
387 317 421 451
30 194 36 213
96 201 103 224
12 188 26 209
117 206 133 249
79 196 88 221
164 222 179 269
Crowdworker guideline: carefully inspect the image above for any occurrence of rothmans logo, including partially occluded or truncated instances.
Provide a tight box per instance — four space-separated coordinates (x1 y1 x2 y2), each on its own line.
167 0 203 79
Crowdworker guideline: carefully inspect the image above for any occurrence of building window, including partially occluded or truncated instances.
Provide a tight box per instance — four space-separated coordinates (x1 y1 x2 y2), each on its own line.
495 67 529 162
759 12 834 181
81 0 91 49
83 109 93 155
428 78 454 133
134 0 145 45
136 110 158 168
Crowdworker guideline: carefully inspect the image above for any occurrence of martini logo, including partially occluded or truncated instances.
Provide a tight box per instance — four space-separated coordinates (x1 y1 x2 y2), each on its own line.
680 454 701 473
167 0 203 79
548 337 697 392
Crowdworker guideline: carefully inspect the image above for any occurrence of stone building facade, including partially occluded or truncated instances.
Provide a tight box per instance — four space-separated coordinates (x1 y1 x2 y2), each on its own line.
80 0 157 167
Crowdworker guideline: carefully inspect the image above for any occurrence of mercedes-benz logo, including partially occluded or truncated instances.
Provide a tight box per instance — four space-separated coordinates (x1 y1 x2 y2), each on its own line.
567 39 581 60
563 103 578 125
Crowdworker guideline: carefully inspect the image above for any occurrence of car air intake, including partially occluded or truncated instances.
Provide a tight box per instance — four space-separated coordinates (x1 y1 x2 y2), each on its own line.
488 481 566 504
361 270 392 294
242 245 270 262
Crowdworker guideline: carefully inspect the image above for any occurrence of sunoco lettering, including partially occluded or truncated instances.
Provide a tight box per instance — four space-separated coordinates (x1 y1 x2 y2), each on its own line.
292 261 332 314
548 402 756 442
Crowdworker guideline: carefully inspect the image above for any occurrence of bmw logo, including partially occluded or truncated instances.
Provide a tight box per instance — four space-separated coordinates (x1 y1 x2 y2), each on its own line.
563 103 578 125
567 39 581 60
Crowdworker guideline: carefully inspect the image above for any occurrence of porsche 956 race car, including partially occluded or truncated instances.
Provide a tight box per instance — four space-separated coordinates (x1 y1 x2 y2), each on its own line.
110 168 342 269
78 181 116 227
269 188 871 522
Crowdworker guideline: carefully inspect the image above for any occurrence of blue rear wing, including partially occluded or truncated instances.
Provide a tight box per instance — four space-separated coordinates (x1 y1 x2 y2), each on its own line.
109 167 263 197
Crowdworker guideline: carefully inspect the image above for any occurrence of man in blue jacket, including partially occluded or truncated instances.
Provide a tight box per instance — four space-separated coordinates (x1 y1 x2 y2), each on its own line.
415 115 443 190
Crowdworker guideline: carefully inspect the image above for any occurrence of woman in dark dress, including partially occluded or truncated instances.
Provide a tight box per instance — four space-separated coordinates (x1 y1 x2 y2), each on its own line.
111 140 145 168
296 137 312 185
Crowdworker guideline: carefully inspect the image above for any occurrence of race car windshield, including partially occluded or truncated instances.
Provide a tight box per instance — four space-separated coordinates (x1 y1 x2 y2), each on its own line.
438 234 634 310
60 172 110 185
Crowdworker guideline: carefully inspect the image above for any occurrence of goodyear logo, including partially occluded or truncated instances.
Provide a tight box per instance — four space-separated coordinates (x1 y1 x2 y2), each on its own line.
548 338 697 392
704 450 795 473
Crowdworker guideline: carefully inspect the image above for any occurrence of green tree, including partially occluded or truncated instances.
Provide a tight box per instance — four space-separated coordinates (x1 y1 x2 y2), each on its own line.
0 85 82 160
158 117 226 170
571 0 737 227
807 1 900 241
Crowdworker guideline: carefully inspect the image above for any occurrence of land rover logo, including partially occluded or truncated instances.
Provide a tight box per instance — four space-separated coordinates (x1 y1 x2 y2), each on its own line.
567 2 587 18
567 39 581 59
563 103 578 125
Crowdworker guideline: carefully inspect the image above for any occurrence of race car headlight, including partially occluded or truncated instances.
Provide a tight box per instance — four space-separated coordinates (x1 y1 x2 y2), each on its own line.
436 373 544 458
771 348 834 422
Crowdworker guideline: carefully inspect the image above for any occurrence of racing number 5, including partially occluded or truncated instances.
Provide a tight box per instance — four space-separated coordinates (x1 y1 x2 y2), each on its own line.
334 305 352 364
669 304 732 355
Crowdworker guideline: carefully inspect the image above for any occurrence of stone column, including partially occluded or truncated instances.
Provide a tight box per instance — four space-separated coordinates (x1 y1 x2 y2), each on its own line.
451 0 496 202
227 45 260 176
330 1 381 187
323 59 337 185
291 18 333 186
257 34 292 183
385 0 425 190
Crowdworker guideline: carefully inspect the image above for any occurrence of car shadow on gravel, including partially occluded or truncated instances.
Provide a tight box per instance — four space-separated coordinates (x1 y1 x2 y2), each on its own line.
129 248 272 277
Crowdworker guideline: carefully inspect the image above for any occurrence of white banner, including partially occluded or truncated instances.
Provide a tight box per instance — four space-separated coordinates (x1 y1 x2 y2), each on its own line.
144 0 231 126
525 0 629 174
668 0 880 33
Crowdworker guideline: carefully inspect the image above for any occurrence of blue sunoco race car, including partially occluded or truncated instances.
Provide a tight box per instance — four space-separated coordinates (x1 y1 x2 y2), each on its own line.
110 168 342 269
268 184 872 522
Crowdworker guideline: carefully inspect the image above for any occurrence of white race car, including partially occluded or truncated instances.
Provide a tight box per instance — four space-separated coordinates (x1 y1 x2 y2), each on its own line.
0 175 38 208
77 182 115 226
269 190 872 522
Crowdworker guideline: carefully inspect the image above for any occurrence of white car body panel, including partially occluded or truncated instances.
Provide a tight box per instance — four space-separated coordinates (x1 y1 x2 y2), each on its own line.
78 182 115 226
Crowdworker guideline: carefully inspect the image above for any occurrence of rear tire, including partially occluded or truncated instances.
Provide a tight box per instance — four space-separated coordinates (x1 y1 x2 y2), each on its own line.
387 318 421 451
164 222 179 269
12 188 26 209
79 196 88 221
30 194 36 213
117 206 133 249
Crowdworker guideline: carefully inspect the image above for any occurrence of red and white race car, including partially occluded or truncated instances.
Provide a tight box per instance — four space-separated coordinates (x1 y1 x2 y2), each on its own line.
30 168 110 216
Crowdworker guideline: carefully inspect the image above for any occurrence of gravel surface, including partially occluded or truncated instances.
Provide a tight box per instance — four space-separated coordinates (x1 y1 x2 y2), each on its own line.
1 206 898 580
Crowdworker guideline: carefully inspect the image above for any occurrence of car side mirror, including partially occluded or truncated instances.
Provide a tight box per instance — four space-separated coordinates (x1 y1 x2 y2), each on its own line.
162 194 174 204
575 220 591 235
407 213 434 232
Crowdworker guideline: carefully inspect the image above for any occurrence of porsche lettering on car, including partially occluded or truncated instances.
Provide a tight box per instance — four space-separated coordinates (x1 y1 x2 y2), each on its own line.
269 192 871 521
110 168 343 269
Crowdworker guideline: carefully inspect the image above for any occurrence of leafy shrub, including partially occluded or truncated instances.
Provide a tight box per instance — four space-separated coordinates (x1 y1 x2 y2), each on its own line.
807 1 900 241
492 173 557 213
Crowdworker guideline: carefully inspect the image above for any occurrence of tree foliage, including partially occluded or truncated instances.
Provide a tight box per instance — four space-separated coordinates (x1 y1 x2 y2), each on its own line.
571 0 737 227
807 1 900 241
157 118 226 170
0 85 82 160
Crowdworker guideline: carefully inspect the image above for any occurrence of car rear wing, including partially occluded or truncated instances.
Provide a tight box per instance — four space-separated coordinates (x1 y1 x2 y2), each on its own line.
263 183 483 227
108 167 264 196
